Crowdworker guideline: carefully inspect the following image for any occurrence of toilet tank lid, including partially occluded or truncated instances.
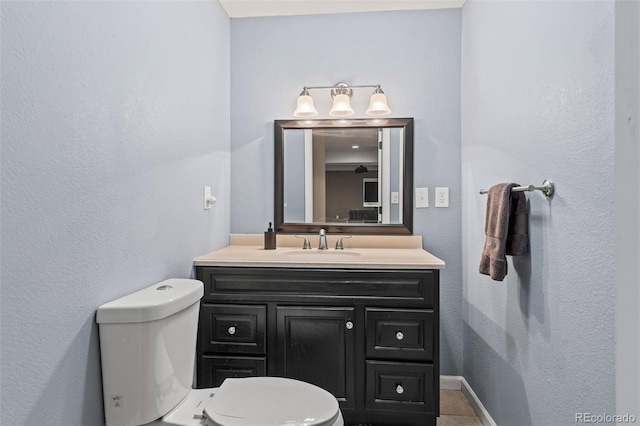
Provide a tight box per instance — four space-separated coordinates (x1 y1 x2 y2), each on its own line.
97 279 204 324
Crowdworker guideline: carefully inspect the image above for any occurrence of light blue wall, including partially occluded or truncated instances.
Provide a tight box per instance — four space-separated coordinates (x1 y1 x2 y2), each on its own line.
230 10 463 375
461 2 616 424
0 2 230 425
615 0 640 416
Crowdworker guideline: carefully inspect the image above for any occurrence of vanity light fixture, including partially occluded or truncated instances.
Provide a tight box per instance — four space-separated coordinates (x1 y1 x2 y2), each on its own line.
293 88 318 117
366 86 392 116
293 82 391 118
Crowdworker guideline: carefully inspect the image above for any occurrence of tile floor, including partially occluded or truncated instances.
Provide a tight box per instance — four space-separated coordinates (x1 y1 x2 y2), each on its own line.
438 389 483 426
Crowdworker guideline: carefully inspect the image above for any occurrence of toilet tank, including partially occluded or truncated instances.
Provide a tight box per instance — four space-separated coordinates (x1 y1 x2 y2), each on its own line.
97 279 204 426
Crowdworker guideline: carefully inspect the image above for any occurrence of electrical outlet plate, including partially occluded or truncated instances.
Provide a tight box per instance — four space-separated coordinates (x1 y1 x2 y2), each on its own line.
416 187 429 208
435 187 449 208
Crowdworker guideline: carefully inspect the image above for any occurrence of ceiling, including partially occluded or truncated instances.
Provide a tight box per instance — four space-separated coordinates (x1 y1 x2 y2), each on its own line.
219 0 465 18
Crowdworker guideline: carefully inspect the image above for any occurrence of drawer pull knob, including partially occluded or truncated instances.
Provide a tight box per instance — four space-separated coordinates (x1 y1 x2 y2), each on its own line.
227 326 236 335
396 384 404 394
346 321 354 330
396 331 404 341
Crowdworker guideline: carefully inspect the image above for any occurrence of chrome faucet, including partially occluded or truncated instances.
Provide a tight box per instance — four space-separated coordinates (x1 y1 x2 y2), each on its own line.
335 235 352 250
295 235 311 249
318 228 328 250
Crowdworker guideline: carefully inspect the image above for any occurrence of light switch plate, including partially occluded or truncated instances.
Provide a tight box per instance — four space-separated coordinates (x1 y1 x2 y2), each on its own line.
204 186 215 210
391 192 399 204
416 187 429 208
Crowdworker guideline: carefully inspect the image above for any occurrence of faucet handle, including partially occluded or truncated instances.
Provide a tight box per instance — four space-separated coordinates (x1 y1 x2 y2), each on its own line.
335 236 352 250
295 235 312 250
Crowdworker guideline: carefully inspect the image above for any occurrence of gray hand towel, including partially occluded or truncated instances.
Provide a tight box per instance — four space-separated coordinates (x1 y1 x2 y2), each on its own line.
479 183 529 281
506 186 528 256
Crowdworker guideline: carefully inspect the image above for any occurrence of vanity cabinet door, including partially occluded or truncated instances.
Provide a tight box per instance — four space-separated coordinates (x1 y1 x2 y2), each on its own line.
276 306 356 409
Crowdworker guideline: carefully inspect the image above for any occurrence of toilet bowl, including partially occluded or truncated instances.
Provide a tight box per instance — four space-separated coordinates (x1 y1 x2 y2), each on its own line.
154 377 343 426
97 279 343 426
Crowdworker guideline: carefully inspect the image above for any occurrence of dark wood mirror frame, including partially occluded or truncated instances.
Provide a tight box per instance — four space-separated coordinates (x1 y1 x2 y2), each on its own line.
274 118 414 235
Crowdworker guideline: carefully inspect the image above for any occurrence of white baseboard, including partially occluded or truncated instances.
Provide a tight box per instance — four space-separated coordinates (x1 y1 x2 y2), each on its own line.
440 375 497 426
440 375 462 390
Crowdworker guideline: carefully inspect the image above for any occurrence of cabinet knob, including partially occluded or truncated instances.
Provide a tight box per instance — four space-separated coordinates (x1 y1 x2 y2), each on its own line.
396 384 404 395
396 331 404 341
227 326 236 335
345 321 354 330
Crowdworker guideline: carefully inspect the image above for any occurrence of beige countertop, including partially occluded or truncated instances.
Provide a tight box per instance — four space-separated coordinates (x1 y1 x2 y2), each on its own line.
194 234 445 270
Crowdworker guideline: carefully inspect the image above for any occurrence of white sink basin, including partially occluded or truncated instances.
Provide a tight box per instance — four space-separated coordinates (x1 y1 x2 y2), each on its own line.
280 250 362 257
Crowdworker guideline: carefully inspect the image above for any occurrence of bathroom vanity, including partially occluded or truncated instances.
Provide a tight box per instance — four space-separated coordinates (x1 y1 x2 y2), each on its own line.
194 235 444 426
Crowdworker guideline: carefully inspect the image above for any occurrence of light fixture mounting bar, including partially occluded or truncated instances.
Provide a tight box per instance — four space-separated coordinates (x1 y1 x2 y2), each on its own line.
301 83 383 100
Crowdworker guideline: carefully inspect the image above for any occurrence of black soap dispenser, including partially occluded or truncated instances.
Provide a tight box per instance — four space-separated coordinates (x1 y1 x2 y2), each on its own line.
264 222 276 250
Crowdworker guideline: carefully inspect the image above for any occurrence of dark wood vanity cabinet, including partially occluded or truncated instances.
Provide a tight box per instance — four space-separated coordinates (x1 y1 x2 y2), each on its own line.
195 266 440 426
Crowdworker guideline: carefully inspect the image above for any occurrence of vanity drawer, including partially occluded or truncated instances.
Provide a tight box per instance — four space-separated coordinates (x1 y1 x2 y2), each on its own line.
200 304 266 354
366 309 434 361
200 355 266 388
365 361 435 413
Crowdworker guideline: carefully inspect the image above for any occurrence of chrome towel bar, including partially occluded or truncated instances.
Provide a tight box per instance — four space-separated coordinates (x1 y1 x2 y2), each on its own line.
479 179 554 198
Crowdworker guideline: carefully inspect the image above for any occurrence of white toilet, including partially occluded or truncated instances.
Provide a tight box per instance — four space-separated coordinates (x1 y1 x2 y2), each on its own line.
97 278 344 426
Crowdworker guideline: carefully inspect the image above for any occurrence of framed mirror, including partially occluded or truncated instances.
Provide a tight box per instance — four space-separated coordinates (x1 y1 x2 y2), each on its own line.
275 118 413 234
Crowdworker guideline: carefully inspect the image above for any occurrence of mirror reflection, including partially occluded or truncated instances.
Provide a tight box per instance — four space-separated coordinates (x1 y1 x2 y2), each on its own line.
283 127 404 224
275 118 414 235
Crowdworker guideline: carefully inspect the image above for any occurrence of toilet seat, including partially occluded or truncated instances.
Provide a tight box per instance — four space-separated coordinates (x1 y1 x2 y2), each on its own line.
154 377 342 426
205 377 341 426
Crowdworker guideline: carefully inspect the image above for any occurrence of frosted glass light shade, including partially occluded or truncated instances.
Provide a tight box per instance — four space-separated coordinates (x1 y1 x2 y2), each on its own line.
329 94 354 117
365 93 391 116
293 95 318 117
